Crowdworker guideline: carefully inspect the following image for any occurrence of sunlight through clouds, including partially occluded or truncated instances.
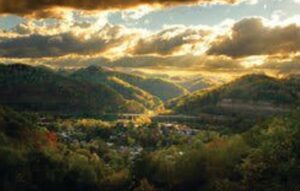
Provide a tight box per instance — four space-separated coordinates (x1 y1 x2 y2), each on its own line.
0 0 299 74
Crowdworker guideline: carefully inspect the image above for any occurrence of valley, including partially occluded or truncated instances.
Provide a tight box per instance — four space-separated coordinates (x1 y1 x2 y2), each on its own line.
1 64 300 191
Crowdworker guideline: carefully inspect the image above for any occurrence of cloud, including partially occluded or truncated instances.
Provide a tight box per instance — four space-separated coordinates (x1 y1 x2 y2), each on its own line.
97 54 243 71
259 55 300 74
103 55 243 71
207 17 300 58
131 26 211 55
0 0 246 17
121 6 154 21
0 24 136 58
0 21 212 58
2 15 300 74
0 52 244 72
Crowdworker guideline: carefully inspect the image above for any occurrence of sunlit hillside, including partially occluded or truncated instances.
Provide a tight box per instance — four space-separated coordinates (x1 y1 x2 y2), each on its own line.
170 74 300 116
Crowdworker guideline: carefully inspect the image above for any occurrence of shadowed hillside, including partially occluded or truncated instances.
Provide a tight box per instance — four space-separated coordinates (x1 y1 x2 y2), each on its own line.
0 64 145 115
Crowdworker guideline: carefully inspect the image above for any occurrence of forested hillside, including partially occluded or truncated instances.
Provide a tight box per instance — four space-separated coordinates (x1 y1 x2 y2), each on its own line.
0 64 145 115
179 76 219 92
71 66 163 111
1 105 300 191
170 74 300 116
76 66 188 101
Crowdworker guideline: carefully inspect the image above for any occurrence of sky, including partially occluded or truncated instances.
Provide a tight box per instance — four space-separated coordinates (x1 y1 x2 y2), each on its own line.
0 0 300 75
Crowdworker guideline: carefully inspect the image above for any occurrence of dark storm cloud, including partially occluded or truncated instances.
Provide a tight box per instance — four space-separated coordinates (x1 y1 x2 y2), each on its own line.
0 25 133 58
207 18 300 58
0 0 242 17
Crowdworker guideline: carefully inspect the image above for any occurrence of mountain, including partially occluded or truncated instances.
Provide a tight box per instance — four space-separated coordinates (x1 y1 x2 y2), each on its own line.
0 64 145 115
170 74 300 117
118 75 188 102
71 66 163 111
179 76 218 92
72 65 187 102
